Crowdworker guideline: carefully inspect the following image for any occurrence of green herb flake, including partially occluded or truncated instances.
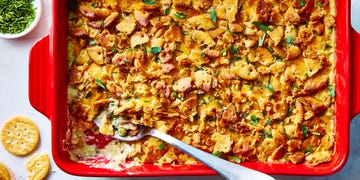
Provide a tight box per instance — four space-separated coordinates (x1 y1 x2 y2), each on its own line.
250 115 259 125
262 130 273 139
95 79 106 90
258 32 266 47
212 151 224 157
301 124 309 138
252 22 272 31
230 45 238 54
85 91 92 98
266 119 272 125
173 91 178 98
287 104 294 116
164 4 171 15
292 85 301 90
226 23 234 35
101 19 104 28
300 0 305 7
328 87 335 97
90 3 98 8
112 46 119 54
142 0 156 5
266 76 274 92
173 12 187 19
89 40 97 45
208 96 213 102
197 66 205 70
148 46 162 55
210 7 217 24
158 141 166 150
201 52 206 58
285 131 291 140
231 155 241 163
285 35 294 45
214 70 220 76
111 115 119 126
303 146 314 155
216 99 223 107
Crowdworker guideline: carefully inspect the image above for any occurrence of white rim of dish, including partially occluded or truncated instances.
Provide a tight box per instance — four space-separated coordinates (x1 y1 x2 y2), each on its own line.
0 0 42 39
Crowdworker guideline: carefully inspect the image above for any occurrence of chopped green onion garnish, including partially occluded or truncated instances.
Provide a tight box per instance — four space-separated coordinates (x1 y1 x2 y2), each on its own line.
226 23 234 35
210 7 217 24
173 12 187 19
112 46 118 54
300 0 305 7
329 87 335 97
164 4 171 15
214 70 220 76
231 155 241 163
301 124 309 138
303 146 314 155
250 115 259 125
90 3 98 8
285 35 294 45
158 141 166 150
266 76 274 92
258 31 266 47
252 22 272 31
142 0 156 5
212 151 224 157
95 79 106 90
148 46 162 55
266 119 272 125
230 45 238 54
89 40 96 45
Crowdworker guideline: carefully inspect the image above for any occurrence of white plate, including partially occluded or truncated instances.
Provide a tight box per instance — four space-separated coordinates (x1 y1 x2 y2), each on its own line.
0 0 42 39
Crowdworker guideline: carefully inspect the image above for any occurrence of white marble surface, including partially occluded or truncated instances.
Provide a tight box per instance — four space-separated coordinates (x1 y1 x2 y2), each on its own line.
0 0 359 179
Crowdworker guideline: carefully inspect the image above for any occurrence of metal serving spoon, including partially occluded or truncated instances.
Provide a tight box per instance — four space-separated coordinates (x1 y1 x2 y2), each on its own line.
94 118 274 180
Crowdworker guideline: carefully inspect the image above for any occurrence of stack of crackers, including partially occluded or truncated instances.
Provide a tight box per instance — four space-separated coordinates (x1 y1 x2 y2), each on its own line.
0 116 50 180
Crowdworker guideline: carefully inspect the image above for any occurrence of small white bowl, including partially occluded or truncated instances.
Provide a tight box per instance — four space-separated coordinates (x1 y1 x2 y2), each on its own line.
0 0 42 39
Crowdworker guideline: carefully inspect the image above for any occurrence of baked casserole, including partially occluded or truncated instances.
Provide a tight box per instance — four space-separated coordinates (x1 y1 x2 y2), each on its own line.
67 0 336 170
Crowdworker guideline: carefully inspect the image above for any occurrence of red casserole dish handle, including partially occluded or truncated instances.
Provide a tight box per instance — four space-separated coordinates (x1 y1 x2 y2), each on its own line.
29 35 52 119
351 28 360 118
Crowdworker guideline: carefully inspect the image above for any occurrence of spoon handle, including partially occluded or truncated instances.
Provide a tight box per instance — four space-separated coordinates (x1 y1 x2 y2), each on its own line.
150 129 275 180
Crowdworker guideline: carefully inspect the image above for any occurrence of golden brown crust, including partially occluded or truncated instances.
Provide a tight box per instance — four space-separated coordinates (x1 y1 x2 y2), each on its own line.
67 0 335 167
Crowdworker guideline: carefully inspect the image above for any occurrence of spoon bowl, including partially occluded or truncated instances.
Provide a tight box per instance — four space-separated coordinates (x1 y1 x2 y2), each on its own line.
94 114 275 180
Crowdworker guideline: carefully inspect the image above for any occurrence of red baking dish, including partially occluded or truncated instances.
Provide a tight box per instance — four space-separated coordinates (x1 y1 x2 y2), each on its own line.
28 0 360 177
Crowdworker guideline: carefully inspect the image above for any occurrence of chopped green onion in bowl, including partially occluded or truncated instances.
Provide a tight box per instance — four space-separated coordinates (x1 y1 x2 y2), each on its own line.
0 0 42 39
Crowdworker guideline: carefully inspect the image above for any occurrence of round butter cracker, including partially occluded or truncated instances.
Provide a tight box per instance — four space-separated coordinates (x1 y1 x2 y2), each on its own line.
1 116 40 156
0 161 11 180
25 153 50 180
